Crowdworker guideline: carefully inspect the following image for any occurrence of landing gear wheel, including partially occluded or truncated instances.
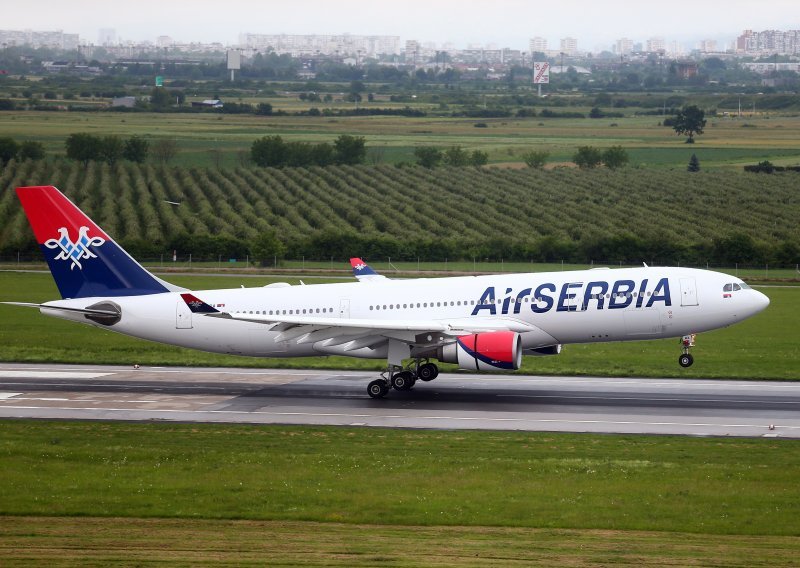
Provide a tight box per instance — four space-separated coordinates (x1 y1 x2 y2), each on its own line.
391 371 415 391
367 379 389 399
417 362 439 382
678 353 694 368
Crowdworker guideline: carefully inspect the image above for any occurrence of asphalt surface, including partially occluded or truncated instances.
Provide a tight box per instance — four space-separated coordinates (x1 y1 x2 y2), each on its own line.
0 362 798 438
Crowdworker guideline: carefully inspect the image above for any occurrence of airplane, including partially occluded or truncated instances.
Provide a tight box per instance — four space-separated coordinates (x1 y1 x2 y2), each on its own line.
4 185 770 399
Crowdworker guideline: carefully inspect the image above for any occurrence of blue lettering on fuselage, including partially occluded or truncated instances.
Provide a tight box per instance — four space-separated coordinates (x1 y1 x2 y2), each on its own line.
470 278 671 316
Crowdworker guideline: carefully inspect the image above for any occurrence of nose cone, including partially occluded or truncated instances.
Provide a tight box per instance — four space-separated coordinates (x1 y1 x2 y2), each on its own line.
745 289 770 318
754 290 770 312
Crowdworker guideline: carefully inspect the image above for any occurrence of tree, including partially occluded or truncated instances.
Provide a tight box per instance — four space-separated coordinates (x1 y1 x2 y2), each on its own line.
123 136 149 163
0 136 20 165
469 150 489 167
149 87 172 110
687 153 700 172
601 146 629 169
673 105 706 143
333 134 366 165
65 133 102 166
522 150 549 169
443 145 469 167
255 102 273 115
414 146 442 168
251 135 286 167
573 146 603 169
151 139 178 164
250 229 286 266
99 135 124 165
18 140 45 161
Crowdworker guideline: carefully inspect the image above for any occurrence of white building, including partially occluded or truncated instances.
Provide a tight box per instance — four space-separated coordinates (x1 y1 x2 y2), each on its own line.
560 37 577 55
529 36 548 53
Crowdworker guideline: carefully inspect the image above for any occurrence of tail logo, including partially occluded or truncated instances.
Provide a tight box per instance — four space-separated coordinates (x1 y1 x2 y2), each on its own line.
44 226 106 271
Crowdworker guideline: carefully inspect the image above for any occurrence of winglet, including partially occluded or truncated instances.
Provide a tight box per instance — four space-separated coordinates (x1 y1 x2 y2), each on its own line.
180 293 220 313
350 258 387 281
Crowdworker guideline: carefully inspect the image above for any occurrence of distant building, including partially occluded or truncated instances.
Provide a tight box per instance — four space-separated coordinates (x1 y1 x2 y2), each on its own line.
736 28 800 55
405 40 421 65
614 37 633 55
646 37 666 53
560 37 578 55
529 36 548 53
0 29 79 50
698 39 717 53
191 99 223 108
111 96 136 108
238 33 400 57
98 28 116 46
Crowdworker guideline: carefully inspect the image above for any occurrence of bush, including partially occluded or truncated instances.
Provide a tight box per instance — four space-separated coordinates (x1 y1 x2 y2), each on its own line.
19 140 45 161
573 146 603 169
414 146 442 168
602 146 629 170
522 150 549 169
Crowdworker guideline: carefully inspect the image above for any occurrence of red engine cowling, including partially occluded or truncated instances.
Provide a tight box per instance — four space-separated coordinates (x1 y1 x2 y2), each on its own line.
437 331 522 371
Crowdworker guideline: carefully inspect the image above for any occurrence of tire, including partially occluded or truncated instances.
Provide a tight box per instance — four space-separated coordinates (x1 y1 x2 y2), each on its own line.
417 363 439 382
367 379 388 398
392 371 414 391
678 353 694 368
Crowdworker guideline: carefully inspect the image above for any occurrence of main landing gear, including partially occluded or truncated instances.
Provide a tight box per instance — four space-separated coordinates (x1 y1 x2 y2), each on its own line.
678 334 696 368
367 360 439 399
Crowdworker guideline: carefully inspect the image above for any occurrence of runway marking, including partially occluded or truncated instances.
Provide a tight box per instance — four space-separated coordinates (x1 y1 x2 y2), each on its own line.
496 394 800 405
1 405 798 431
0 392 22 400
0 371 113 379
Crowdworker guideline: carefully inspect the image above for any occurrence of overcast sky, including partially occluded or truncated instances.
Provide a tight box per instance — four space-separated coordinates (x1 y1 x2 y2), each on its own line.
8 0 800 50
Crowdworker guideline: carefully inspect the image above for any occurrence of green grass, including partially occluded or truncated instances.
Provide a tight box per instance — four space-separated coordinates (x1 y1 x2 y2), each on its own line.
0 271 796 379
3 516 799 566
2 110 800 168
1 421 799 537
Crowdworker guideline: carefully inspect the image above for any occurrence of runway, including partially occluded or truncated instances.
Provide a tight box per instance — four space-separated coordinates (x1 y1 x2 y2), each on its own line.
0 362 798 438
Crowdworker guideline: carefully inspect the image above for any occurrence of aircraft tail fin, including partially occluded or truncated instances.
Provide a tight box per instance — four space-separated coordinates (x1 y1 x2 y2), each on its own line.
16 185 183 299
350 257 388 281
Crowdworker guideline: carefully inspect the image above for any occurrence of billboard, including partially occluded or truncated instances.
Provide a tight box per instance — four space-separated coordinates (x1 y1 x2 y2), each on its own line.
227 50 241 70
533 62 550 84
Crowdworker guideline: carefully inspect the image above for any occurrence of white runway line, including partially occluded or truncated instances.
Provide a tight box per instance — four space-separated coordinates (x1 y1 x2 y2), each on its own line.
0 371 113 379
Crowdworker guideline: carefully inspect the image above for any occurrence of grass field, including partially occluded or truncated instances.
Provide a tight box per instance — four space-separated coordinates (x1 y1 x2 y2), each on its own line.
2 110 800 168
0 270 795 379
1 421 799 565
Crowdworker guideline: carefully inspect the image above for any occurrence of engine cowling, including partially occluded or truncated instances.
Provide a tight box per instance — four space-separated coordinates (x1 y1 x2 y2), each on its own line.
437 331 522 372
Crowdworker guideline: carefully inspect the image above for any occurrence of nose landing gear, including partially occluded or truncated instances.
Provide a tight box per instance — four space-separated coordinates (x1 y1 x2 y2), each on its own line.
678 334 696 368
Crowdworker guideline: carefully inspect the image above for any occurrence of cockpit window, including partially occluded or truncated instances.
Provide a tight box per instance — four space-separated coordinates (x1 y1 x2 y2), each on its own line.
723 283 733 292
739 282 752 290
732 283 742 291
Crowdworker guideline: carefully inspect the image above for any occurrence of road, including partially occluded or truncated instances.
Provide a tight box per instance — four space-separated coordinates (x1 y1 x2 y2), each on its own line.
0 363 798 438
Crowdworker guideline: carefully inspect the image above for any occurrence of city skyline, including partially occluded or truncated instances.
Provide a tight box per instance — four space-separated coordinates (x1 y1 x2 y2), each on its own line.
4 0 799 52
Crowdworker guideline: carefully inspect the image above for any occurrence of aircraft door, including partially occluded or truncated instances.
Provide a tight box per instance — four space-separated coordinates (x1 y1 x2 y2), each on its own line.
339 299 350 319
680 278 699 307
176 299 193 329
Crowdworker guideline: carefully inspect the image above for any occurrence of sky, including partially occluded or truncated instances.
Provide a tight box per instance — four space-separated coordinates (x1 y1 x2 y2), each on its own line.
7 0 800 51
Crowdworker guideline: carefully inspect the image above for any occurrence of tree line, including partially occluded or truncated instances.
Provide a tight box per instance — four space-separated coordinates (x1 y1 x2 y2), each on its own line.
250 135 366 168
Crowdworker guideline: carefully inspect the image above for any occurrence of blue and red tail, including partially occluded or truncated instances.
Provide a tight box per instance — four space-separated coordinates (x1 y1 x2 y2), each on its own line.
16 185 179 299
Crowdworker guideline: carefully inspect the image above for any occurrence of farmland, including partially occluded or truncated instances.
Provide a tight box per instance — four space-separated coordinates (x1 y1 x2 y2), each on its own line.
2 109 800 168
1 159 799 265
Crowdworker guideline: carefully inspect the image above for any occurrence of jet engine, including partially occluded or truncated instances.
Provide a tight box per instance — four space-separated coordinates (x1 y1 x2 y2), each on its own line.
436 331 522 371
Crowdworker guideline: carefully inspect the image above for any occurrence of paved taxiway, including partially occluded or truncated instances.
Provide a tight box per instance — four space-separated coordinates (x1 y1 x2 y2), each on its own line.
0 362 798 438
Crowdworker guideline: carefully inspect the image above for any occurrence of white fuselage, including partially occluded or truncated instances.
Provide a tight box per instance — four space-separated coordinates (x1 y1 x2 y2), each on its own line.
42 266 769 360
